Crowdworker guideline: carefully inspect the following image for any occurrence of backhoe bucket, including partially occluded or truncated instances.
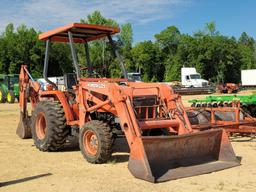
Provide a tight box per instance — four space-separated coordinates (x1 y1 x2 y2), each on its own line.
128 129 240 183
16 112 32 139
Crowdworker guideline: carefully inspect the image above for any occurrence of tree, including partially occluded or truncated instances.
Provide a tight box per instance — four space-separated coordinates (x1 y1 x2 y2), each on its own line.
205 22 219 36
81 10 118 27
131 41 163 81
155 26 180 55
239 32 255 48
120 23 133 50
81 10 133 78
238 32 256 69
0 24 16 74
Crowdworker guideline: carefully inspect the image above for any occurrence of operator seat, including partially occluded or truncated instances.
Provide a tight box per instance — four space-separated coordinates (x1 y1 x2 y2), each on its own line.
64 73 77 91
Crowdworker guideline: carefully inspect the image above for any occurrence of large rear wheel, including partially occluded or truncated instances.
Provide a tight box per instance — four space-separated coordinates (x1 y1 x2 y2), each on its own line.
79 120 113 163
31 101 69 151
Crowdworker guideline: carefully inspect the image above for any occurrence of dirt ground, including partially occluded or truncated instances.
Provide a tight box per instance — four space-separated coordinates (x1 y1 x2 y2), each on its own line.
1 95 256 192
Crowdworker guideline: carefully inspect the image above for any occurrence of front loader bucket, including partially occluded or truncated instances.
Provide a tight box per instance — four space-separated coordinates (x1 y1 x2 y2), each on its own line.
16 113 32 139
128 129 241 183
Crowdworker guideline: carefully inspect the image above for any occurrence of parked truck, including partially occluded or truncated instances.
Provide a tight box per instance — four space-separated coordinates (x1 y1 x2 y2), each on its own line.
171 67 212 95
127 72 142 82
181 67 209 87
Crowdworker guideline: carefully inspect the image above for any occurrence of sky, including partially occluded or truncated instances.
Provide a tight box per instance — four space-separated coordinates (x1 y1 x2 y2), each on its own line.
0 0 255 43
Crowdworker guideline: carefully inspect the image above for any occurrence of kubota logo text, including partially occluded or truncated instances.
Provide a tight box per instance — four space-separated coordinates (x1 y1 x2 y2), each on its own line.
88 83 105 88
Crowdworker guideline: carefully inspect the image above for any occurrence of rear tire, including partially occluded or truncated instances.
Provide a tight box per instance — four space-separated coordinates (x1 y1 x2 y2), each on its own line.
6 90 15 103
31 101 69 151
79 120 113 164
0 88 6 103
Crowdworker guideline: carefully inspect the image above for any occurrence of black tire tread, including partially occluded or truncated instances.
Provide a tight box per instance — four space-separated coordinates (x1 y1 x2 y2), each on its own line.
79 120 113 164
32 101 69 151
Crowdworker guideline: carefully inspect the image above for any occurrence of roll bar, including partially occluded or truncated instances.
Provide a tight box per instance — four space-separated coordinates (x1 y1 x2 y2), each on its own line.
43 30 128 87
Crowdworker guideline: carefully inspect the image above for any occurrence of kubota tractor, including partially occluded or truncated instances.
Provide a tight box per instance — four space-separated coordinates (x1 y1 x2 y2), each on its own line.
17 23 240 183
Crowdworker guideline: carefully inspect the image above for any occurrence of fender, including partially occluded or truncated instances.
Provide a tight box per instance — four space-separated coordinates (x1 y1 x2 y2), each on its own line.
40 90 75 123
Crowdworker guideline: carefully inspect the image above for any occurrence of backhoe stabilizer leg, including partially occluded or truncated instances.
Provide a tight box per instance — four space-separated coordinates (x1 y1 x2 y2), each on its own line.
16 112 32 139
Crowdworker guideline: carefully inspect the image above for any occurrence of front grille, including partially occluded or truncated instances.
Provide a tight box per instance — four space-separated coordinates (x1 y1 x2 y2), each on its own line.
132 96 167 120
133 96 157 106
202 82 208 87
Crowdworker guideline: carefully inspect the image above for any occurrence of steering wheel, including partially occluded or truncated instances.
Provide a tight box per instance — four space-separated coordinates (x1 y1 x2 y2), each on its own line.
80 66 103 78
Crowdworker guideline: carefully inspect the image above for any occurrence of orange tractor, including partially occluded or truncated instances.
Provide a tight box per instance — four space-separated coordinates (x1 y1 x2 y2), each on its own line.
16 23 240 183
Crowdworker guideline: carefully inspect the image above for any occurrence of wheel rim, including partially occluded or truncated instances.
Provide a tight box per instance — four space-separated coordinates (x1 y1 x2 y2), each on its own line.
36 112 47 139
7 92 11 102
83 130 98 156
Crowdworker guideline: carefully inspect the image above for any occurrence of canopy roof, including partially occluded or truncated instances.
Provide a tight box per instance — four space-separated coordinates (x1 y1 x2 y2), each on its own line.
39 23 120 43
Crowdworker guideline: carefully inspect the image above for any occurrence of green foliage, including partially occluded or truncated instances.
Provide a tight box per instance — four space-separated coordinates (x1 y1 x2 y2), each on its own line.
120 23 133 50
80 11 134 78
238 32 256 70
0 24 44 76
81 10 118 27
205 22 219 36
179 34 242 83
131 41 163 81
155 26 180 55
139 22 256 83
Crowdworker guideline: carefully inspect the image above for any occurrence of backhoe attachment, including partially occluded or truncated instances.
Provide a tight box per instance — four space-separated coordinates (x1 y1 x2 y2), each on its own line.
16 65 39 139
16 112 32 139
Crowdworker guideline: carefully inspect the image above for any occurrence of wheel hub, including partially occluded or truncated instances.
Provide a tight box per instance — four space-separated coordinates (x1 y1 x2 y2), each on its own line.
83 130 98 156
35 112 47 139
7 92 11 102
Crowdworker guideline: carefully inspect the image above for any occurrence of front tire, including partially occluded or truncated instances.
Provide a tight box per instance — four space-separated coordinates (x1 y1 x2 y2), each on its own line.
79 120 113 163
6 90 15 103
31 101 69 151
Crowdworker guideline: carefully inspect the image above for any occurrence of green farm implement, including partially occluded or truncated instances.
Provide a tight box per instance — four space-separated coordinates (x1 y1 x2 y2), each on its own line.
0 74 19 103
189 94 256 117
187 94 256 137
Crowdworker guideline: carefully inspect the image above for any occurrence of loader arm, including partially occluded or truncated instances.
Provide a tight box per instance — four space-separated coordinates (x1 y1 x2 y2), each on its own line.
114 84 240 182
78 81 241 182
